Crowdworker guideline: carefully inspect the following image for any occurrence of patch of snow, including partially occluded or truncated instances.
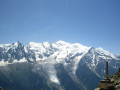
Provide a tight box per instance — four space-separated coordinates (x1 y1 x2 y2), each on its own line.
49 71 60 85
14 42 19 47
0 43 11 52
72 55 84 75
0 58 27 66
0 60 9 66
91 49 96 67
0 43 11 48
13 58 27 63
24 47 28 52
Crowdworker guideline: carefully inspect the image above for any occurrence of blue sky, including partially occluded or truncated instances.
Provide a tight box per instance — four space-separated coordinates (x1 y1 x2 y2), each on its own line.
0 0 120 54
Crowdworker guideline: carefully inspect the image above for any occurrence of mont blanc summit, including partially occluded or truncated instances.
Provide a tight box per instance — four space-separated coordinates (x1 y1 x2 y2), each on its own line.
0 41 120 90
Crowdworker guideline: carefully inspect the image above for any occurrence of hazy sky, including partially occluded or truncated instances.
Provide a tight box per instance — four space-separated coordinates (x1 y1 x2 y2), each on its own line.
0 0 120 54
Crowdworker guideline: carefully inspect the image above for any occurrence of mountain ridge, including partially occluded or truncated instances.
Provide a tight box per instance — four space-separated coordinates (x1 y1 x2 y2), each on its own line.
0 41 120 90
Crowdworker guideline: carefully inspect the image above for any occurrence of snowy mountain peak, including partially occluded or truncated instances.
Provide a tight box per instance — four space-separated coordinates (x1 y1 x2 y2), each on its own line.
0 41 24 52
27 42 43 48
28 42 39 45
13 41 20 45
42 42 51 48
55 40 70 45
27 42 43 50
72 43 91 52
95 47 118 59
12 41 23 47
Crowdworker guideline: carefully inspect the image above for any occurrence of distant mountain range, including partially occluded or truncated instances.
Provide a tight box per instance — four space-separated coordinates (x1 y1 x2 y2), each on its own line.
0 41 120 90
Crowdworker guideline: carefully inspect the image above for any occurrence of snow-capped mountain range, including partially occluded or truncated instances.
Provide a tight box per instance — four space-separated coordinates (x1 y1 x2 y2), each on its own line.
0 41 120 90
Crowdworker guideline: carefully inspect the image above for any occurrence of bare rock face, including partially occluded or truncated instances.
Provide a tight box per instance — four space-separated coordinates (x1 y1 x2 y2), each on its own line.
110 69 120 90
